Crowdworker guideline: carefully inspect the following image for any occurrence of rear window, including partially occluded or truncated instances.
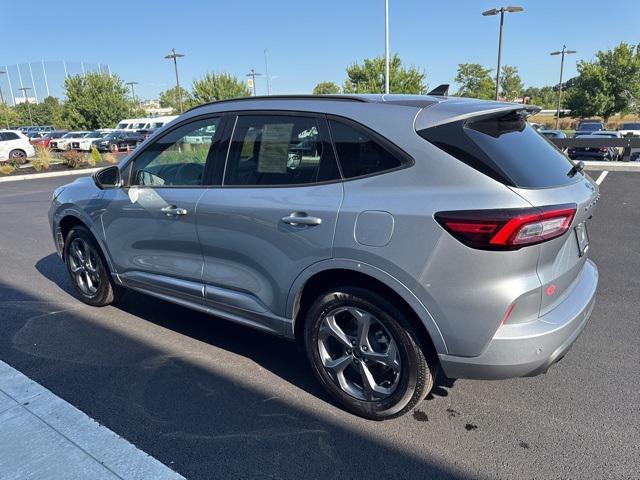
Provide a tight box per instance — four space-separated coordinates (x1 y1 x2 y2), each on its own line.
578 123 603 131
418 111 577 188
622 123 640 129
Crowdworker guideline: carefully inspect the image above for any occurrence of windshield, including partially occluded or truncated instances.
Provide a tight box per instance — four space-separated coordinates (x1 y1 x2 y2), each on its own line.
579 123 603 131
621 123 640 130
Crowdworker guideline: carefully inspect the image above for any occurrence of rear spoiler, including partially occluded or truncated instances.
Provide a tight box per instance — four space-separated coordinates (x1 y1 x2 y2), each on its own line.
415 100 541 131
426 84 450 96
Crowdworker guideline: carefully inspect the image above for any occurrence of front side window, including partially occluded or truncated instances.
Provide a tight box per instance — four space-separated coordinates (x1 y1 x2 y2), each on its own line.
328 120 403 178
224 115 339 186
130 117 221 187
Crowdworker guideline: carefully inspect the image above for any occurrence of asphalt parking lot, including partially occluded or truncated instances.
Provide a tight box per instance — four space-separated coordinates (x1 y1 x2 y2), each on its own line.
0 172 638 480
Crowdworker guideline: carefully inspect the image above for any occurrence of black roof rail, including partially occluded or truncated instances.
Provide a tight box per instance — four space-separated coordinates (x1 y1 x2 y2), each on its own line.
185 94 371 113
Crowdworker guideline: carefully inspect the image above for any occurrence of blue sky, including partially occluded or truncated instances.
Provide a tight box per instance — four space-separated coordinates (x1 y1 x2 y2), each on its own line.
1 0 638 102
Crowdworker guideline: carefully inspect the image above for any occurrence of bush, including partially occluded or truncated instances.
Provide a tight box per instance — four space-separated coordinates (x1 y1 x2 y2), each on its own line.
62 150 84 169
31 157 43 171
103 152 118 164
0 164 14 175
33 145 53 171
90 145 102 166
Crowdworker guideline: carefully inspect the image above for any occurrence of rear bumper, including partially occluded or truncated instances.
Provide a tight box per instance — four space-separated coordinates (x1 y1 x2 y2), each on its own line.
439 259 598 380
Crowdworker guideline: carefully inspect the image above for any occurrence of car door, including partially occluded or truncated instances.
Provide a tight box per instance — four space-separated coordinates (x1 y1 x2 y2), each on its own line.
0 133 8 159
100 115 224 303
196 112 343 334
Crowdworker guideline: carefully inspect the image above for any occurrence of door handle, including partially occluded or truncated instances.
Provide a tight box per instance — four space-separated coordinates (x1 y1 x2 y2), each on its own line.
161 205 188 216
281 213 322 226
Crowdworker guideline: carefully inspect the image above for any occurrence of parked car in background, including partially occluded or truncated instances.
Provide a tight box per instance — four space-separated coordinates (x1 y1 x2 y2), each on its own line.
569 133 618 161
49 95 599 420
575 120 604 134
0 130 36 164
580 130 624 158
32 130 69 148
539 129 566 139
70 130 113 151
50 131 90 151
92 130 144 152
618 122 640 137
136 128 158 140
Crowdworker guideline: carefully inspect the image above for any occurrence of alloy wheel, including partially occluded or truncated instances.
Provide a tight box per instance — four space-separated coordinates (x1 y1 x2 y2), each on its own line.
68 238 101 296
317 306 402 401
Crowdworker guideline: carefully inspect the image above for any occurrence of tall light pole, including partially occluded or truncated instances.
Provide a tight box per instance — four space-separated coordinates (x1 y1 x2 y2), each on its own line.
550 46 576 129
0 70 9 128
246 69 262 96
384 0 390 94
263 50 271 95
164 48 185 113
18 87 33 124
126 81 139 104
482 6 524 100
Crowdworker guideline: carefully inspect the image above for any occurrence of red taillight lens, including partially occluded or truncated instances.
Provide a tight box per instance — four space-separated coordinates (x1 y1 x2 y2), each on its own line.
435 204 576 250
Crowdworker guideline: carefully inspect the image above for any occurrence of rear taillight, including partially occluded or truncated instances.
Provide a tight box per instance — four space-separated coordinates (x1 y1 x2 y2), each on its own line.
435 204 576 250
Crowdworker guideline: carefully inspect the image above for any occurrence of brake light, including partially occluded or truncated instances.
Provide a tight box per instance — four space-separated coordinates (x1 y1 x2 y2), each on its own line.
435 204 576 250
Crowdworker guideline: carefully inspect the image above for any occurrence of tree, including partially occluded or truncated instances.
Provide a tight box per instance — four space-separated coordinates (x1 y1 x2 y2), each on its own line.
565 42 640 120
10 96 67 128
522 86 557 109
63 73 133 129
454 63 495 99
159 85 192 113
500 65 524 101
313 81 341 95
342 55 427 94
191 72 251 107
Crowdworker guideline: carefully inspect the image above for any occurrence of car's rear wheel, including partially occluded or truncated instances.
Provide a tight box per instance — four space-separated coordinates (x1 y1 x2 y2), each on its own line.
64 226 120 307
8 149 27 164
304 286 433 420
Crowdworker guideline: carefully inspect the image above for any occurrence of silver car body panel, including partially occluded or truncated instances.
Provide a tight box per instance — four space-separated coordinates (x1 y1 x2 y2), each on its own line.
49 94 598 380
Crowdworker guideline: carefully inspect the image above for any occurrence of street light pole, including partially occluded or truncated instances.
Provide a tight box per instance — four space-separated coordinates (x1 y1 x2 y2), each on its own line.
126 81 139 104
550 46 576 129
164 48 185 113
384 0 390 94
482 6 524 101
0 71 9 128
18 87 33 124
263 50 271 95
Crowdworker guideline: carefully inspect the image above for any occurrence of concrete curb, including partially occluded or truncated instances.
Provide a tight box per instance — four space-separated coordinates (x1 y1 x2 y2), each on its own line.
0 167 101 183
582 161 640 172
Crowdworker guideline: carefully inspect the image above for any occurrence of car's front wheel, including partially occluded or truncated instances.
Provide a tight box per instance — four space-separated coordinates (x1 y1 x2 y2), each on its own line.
8 149 27 164
304 286 433 420
64 226 120 306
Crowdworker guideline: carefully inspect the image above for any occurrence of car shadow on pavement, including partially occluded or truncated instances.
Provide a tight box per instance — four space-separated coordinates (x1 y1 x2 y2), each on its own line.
9 269 471 480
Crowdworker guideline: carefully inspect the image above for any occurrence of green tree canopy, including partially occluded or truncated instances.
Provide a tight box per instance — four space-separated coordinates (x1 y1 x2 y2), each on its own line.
191 72 251 107
62 73 133 129
522 86 557 109
500 65 524 101
454 63 495 99
158 85 192 113
342 55 427 94
313 81 341 95
565 42 640 120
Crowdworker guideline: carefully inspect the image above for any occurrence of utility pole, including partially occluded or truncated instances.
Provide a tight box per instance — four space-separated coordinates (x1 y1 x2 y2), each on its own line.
126 81 139 104
550 46 576 129
246 69 262 96
384 0 390 94
482 6 524 100
0 70 9 128
164 48 185 113
18 87 34 124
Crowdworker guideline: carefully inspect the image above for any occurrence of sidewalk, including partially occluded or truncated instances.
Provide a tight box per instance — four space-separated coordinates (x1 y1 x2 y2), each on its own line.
0 361 185 480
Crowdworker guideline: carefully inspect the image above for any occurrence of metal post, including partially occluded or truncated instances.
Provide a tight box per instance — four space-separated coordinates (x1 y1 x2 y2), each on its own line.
63 61 69 78
550 46 575 130
81 62 85 76
264 50 271 95
42 60 50 97
18 87 33 124
5 66 14 106
165 49 185 113
28 62 38 103
495 10 504 100
384 0 390 94
0 71 9 128
126 81 138 104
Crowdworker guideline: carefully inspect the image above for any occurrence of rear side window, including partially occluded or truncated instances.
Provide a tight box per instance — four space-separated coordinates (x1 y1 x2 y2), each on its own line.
1 132 20 141
328 120 403 178
418 111 577 188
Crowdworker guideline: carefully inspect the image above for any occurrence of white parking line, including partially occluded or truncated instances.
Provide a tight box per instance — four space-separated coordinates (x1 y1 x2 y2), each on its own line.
595 170 609 185
0 360 184 480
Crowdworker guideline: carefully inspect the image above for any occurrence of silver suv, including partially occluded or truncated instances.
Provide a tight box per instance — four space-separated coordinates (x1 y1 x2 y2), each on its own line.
49 95 599 420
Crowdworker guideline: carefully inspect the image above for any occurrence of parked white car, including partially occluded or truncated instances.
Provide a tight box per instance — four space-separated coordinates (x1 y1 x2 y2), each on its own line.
69 130 113 151
0 130 36 164
115 116 178 131
50 131 90 151
619 122 640 137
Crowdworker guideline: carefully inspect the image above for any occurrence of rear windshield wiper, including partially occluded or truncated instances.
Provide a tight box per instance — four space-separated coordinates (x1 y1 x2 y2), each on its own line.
567 160 584 178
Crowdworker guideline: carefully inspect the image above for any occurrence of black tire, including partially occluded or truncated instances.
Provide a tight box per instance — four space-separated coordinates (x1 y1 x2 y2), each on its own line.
304 286 433 420
63 226 121 307
8 149 27 165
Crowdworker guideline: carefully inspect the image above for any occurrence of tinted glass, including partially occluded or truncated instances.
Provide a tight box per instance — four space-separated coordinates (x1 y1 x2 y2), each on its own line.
418 111 577 188
130 117 220 187
579 123 602 131
225 115 339 186
622 123 640 129
328 120 402 178
1 132 20 140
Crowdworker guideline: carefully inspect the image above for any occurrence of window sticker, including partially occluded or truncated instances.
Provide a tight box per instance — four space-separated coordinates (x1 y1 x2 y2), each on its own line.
257 123 294 173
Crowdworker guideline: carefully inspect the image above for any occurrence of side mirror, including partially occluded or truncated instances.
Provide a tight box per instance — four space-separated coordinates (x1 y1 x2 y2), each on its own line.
93 165 122 189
